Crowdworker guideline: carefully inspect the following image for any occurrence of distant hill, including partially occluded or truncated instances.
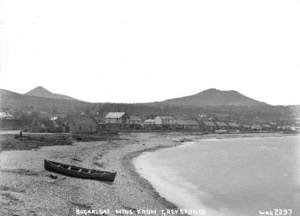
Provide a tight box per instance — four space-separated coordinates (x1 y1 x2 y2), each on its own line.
0 87 296 125
0 89 89 113
25 86 76 101
160 88 268 107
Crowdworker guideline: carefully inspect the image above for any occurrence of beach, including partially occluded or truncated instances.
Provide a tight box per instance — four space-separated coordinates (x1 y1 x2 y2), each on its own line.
0 132 195 216
0 132 291 216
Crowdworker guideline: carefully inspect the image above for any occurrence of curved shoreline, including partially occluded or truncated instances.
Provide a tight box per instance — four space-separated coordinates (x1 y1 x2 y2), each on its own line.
120 132 291 216
122 145 187 213
0 132 291 216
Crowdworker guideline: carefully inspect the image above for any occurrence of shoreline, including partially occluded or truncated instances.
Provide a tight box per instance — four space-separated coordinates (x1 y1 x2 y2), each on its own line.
0 132 194 216
122 145 186 214
0 132 291 216
122 132 294 216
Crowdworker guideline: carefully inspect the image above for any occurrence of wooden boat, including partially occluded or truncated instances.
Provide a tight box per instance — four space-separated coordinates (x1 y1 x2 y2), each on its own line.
44 159 116 182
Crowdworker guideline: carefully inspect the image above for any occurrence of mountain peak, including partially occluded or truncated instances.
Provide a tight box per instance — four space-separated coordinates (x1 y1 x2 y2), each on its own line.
27 86 51 94
25 86 76 101
163 88 268 107
200 88 219 93
201 88 238 94
35 86 48 90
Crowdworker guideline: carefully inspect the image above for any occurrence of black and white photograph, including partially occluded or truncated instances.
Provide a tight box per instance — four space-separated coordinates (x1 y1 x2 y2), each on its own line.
0 0 300 215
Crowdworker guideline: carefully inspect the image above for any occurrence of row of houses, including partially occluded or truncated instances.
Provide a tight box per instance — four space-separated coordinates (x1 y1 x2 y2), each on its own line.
102 112 279 131
103 113 199 130
61 112 282 134
2 109 298 133
0 111 14 120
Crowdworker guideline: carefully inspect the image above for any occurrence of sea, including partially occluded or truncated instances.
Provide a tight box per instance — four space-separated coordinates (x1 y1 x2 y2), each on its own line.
134 135 300 216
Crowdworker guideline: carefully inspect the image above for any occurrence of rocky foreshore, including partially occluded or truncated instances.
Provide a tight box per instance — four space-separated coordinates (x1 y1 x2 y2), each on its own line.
0 132 195 216
0 132 286 216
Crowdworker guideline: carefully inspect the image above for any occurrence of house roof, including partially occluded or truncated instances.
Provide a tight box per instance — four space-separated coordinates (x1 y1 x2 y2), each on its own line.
155 116 174 120
105 112 126 119
129 115 141 121
0 112 13 119
251 124 262 129
176 119 199 125
216 121 227 127
68 115 97 126
228 122 240 127
203 121 215 126
144 119 156 124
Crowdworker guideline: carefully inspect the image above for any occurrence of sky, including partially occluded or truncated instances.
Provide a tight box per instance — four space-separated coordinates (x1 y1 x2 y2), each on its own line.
0 0 300 105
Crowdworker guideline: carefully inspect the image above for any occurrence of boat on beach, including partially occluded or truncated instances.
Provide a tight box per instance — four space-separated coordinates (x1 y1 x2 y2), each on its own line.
44 159 117 182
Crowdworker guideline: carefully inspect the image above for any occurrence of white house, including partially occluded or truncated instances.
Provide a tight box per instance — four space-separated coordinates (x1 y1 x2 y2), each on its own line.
104 112 129 124
0 112 13 120
128 115 142 125
154 116 176 128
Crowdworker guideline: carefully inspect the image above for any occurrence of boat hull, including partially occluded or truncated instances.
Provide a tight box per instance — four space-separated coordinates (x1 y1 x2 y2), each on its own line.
44 159 116 182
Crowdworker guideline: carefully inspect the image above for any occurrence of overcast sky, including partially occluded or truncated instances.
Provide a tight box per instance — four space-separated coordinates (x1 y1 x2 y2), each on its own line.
1 0 299 105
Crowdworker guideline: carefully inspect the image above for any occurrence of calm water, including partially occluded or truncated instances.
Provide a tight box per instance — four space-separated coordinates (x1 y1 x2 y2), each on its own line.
134 136 300 216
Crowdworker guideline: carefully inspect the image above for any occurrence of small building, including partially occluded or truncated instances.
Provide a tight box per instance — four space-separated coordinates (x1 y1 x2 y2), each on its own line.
0 111 14 120
129 115 142 125
228 122 240 131
198 114 207 119
128 115 142 129
50 113 67 120
154 116 177 129
201 121 216 132
227 122 240 133
104 112 129 124
215 129 228 134
96 119 106 131
228 122 240 128
47 117 64 132
279 125 294 132
262 124 271 131
143 119 156 130
67 115 97 134
242 124 251 131
251 124 262 131
215 121 228 129
176 119 199 130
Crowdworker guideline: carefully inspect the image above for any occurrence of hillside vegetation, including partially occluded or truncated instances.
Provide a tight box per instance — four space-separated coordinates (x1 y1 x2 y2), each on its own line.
0 87 298 125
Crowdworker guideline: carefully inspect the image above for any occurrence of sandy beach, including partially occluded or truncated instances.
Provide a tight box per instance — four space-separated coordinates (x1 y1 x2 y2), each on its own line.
0 132 287 216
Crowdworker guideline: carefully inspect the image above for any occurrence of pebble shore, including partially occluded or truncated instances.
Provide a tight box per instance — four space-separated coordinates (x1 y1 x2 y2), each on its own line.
0 132 285 216
0 132 193 216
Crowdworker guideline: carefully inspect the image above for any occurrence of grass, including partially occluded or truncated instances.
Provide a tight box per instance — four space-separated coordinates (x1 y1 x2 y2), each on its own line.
0 132 121 152
0 133 73 152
